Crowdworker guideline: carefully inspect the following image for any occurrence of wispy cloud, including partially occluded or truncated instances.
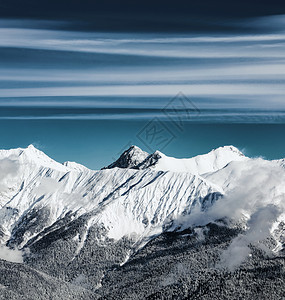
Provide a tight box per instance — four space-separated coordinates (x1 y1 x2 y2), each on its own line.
1 26 285 58
0 17 285 118
1 83 284 98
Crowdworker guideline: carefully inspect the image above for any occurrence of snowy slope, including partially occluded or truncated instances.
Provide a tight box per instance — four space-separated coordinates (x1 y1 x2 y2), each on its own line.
0 144 284 298
0 145 227 249
0 144 284 260
96 169 222 241
148 146 247 174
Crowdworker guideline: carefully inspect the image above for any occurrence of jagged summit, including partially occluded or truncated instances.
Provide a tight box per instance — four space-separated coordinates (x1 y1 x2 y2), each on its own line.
102 145 149 169
136 150 163 169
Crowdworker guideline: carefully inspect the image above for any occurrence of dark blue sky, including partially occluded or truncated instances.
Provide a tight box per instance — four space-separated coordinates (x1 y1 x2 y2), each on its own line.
1 0 285 32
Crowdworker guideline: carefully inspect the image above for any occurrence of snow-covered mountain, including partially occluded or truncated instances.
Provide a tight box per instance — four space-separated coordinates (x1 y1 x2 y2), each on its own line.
103 145 246 174
0 144 285 299
0 145 283 247
0 144 231 249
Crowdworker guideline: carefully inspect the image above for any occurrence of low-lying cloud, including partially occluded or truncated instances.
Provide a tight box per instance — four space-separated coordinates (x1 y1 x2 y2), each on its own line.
219 204 281 271
34 177 62 197
0 158 19 191
178 159 285 270
0 158 19 181
0 245 23 263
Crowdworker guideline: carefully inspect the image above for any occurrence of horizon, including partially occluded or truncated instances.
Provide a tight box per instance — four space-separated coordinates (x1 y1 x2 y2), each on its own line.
0 1 285 169
2 124 285 170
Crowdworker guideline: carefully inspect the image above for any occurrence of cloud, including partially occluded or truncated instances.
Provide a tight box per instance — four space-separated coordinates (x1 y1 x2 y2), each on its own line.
0 18 285 124
0 158 19 191
218 204 281 271
34 177 62 197
1 26 285 57
1 19 285 113
189 159 285 224
0 158 18 181
242 15 285 32
0 245 23 263
177 159 285 270
1 83 285 98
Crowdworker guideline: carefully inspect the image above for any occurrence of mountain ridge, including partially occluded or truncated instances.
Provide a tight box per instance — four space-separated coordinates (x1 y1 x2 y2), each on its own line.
0 144 284 299
103 144 247 174
0 144 246 250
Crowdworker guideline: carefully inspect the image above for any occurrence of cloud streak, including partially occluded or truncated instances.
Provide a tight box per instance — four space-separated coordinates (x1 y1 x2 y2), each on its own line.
1 83 285 98
1 16 285 119
2 27 285 58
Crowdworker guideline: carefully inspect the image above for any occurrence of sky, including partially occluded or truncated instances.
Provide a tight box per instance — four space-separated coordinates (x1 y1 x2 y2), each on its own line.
0 1 285 169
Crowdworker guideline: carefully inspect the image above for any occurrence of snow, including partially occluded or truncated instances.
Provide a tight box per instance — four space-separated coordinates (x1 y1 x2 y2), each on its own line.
150 146 247 174
0 144 69 172
63 161 90 172
104 145 247 175
97 169 222 240
0 144 284 256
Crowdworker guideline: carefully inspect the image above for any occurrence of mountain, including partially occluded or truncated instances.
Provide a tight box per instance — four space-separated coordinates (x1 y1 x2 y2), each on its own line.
103 145 149 169
103 145 246 174
0 145 284 299
0 145 224 249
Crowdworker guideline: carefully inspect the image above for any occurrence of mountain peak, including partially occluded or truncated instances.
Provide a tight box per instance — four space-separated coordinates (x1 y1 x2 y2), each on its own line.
23 144 49 158
19 145 69 171
213 145 244 157
24 144 46 156
27 144 36 150
102 145 149 169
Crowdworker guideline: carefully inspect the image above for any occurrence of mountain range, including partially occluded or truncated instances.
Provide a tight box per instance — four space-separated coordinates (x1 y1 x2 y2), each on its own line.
0 145 284 299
